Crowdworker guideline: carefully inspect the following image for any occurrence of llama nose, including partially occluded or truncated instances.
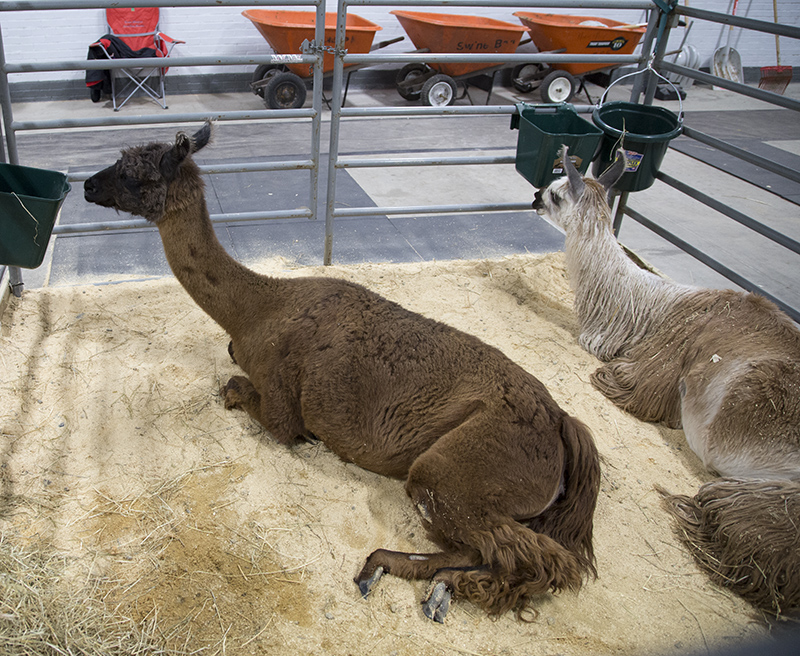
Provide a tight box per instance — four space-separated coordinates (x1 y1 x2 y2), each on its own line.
84 177 98 199
532 189 543 210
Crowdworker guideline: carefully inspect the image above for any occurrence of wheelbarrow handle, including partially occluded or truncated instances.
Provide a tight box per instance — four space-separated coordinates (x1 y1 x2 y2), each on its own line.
370 36 405 51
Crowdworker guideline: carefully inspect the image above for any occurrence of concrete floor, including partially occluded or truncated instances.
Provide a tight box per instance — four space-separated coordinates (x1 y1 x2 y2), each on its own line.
4 75 799 318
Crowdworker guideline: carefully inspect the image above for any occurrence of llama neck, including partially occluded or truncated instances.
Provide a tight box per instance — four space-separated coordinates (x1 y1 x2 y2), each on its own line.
564 214 690 360
156 196 272 336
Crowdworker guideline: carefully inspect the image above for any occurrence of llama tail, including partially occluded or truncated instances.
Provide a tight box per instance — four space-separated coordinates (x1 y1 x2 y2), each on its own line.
657 479 800 620
446 523 586 617
447 415 602 617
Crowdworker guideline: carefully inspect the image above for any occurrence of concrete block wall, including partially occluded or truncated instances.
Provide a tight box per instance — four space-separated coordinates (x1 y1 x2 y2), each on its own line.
1 0 797 101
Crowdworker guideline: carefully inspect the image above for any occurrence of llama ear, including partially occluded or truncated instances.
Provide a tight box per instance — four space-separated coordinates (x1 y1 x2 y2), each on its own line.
597 148 626 192
190 121 212 154
561 145 585 201
160 133 193 182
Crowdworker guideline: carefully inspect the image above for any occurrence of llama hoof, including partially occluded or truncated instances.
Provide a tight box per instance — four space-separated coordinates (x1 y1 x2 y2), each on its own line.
301 430 320 444
222 376 247 409
422 582 451 623
355 565 384 598
227 340 237 365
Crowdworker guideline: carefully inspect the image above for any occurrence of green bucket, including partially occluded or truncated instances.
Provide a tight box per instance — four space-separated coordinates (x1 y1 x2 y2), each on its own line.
0 163 71 269
511 103 603 188
591 101 682 192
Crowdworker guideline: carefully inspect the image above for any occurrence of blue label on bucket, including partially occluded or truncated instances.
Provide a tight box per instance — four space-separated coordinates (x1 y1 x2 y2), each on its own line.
623 150 643 173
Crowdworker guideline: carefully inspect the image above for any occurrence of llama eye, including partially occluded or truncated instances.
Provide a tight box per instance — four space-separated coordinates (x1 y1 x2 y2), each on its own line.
551 194 562 208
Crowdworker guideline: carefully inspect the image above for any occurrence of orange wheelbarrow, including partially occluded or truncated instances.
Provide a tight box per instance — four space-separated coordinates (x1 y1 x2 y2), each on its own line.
512 12 646 104
243 10 398 109
391 11 530 106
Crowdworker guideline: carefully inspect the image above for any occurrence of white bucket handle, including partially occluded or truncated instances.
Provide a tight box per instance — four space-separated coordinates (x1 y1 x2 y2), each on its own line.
597 60 684 122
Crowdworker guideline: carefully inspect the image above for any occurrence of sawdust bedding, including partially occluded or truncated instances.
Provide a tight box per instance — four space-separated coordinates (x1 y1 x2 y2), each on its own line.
0 253 769 655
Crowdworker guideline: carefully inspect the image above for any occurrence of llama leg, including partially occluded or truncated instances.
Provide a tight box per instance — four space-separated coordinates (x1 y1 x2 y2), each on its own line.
400 416 583 619
355 548 481 597
222 375 261 416
591 358 682 428
222 376 305 445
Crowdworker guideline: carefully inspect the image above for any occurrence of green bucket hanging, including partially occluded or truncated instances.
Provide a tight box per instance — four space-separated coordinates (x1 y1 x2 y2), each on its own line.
0 163 71 269
591 100 682 192
511 103 603 188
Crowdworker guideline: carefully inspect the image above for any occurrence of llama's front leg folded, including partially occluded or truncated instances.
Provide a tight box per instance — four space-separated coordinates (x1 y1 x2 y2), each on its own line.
222 375 306 446
355 548 481 621
222 375 261 417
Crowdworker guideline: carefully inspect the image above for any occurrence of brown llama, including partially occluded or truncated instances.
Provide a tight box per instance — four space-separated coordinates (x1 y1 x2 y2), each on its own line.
532 146 800 619
83 123 601 622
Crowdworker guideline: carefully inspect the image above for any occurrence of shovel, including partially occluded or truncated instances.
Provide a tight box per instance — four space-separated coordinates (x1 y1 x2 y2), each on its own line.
712 0 743 84
759 0 792 94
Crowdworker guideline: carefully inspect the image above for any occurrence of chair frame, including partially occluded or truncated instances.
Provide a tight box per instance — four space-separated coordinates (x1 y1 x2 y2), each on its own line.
93 8 183 111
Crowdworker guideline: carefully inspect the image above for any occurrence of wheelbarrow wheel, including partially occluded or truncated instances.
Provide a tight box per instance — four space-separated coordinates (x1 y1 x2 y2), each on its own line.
511 63 545 93
263 71 308 110
540 70 576 103
395 63 429 101
252 64 288 98
421 74 457 107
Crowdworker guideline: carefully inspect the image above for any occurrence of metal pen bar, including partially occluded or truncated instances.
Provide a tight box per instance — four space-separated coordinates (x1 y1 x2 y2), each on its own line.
657 62 800 113
0 25 22 295
0 28 18 165
4 54 316 74
337 155 515 168
11 109 315 132
678 127 800 185
0 0 318 10
52 208 313 235
66 159 316 182
307 0 326 223
343 53 643 65
629 8 660 102
322 0 350 264
340 103 596 118
342 105 516 117
656 172 800 256
333 202 534 218
344 0 654 8
676 5 800 39
623 206 800 324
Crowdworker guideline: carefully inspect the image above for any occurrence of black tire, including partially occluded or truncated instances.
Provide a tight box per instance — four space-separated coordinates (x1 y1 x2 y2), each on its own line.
395 63 429 101
263 71 308 110
540 69 576 104
252 64 287 98
421 74 457 107
511 63 545 94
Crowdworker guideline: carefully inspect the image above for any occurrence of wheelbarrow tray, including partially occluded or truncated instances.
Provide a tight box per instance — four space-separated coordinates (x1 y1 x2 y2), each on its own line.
514 12 645 76
391 10 528 78
242 9 382 77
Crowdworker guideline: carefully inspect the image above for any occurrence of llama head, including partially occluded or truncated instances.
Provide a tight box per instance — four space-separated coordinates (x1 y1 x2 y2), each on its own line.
532 145 625 233
84 122 212 223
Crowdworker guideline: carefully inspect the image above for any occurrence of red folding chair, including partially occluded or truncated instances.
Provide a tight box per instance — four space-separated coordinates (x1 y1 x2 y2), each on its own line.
90 7 183 111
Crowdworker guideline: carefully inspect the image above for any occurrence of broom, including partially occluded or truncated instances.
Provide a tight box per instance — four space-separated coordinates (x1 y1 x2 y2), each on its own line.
759 0 792 94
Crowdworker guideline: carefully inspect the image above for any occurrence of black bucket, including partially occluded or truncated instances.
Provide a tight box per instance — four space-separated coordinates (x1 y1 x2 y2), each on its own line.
0 163 71 269
591 101 682 192
511 103 603 188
